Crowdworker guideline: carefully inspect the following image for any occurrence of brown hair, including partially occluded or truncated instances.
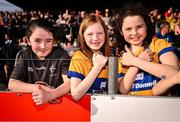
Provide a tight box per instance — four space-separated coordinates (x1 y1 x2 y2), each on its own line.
117 2 155 51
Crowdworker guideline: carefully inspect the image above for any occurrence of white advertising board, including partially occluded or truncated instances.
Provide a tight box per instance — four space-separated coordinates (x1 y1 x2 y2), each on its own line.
91 95 180 122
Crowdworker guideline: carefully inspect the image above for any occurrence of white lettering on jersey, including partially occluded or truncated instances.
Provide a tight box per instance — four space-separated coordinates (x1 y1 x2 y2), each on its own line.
28 66 33 72
132 80 157 89
49 65 56 76
135 73 144 80
100 81 106 89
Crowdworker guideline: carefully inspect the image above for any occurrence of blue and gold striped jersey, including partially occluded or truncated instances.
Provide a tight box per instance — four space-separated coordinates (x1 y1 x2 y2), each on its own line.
118 38 176 96
68 50 109 94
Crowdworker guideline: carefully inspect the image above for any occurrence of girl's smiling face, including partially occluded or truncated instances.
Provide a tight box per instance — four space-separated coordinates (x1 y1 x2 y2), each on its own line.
28 27 54 59
121 15 147 46
83 22 105 53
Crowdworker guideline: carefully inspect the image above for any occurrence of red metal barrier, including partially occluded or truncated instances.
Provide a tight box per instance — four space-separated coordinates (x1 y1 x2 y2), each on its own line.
0 92 90 121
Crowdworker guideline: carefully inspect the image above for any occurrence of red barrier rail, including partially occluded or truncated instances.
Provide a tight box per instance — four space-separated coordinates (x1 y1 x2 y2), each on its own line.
0 92 90 121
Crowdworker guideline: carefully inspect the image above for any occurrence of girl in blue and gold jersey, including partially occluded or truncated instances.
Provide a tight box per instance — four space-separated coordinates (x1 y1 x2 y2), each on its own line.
68 15 117 101
117 3 179 96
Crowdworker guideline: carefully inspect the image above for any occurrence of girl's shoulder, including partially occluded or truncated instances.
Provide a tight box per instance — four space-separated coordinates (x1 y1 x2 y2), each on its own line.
150 37 172 49
151 37 171 46
51 46 70 58
72 50 86 59
71 50 91 63
150 37 175 54
17 47 32 57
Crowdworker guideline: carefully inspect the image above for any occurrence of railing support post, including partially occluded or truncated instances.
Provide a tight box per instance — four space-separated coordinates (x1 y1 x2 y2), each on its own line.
108 56 118 94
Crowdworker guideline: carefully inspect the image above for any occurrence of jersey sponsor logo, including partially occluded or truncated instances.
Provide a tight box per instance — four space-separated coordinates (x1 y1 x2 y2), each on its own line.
132 80 157 90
